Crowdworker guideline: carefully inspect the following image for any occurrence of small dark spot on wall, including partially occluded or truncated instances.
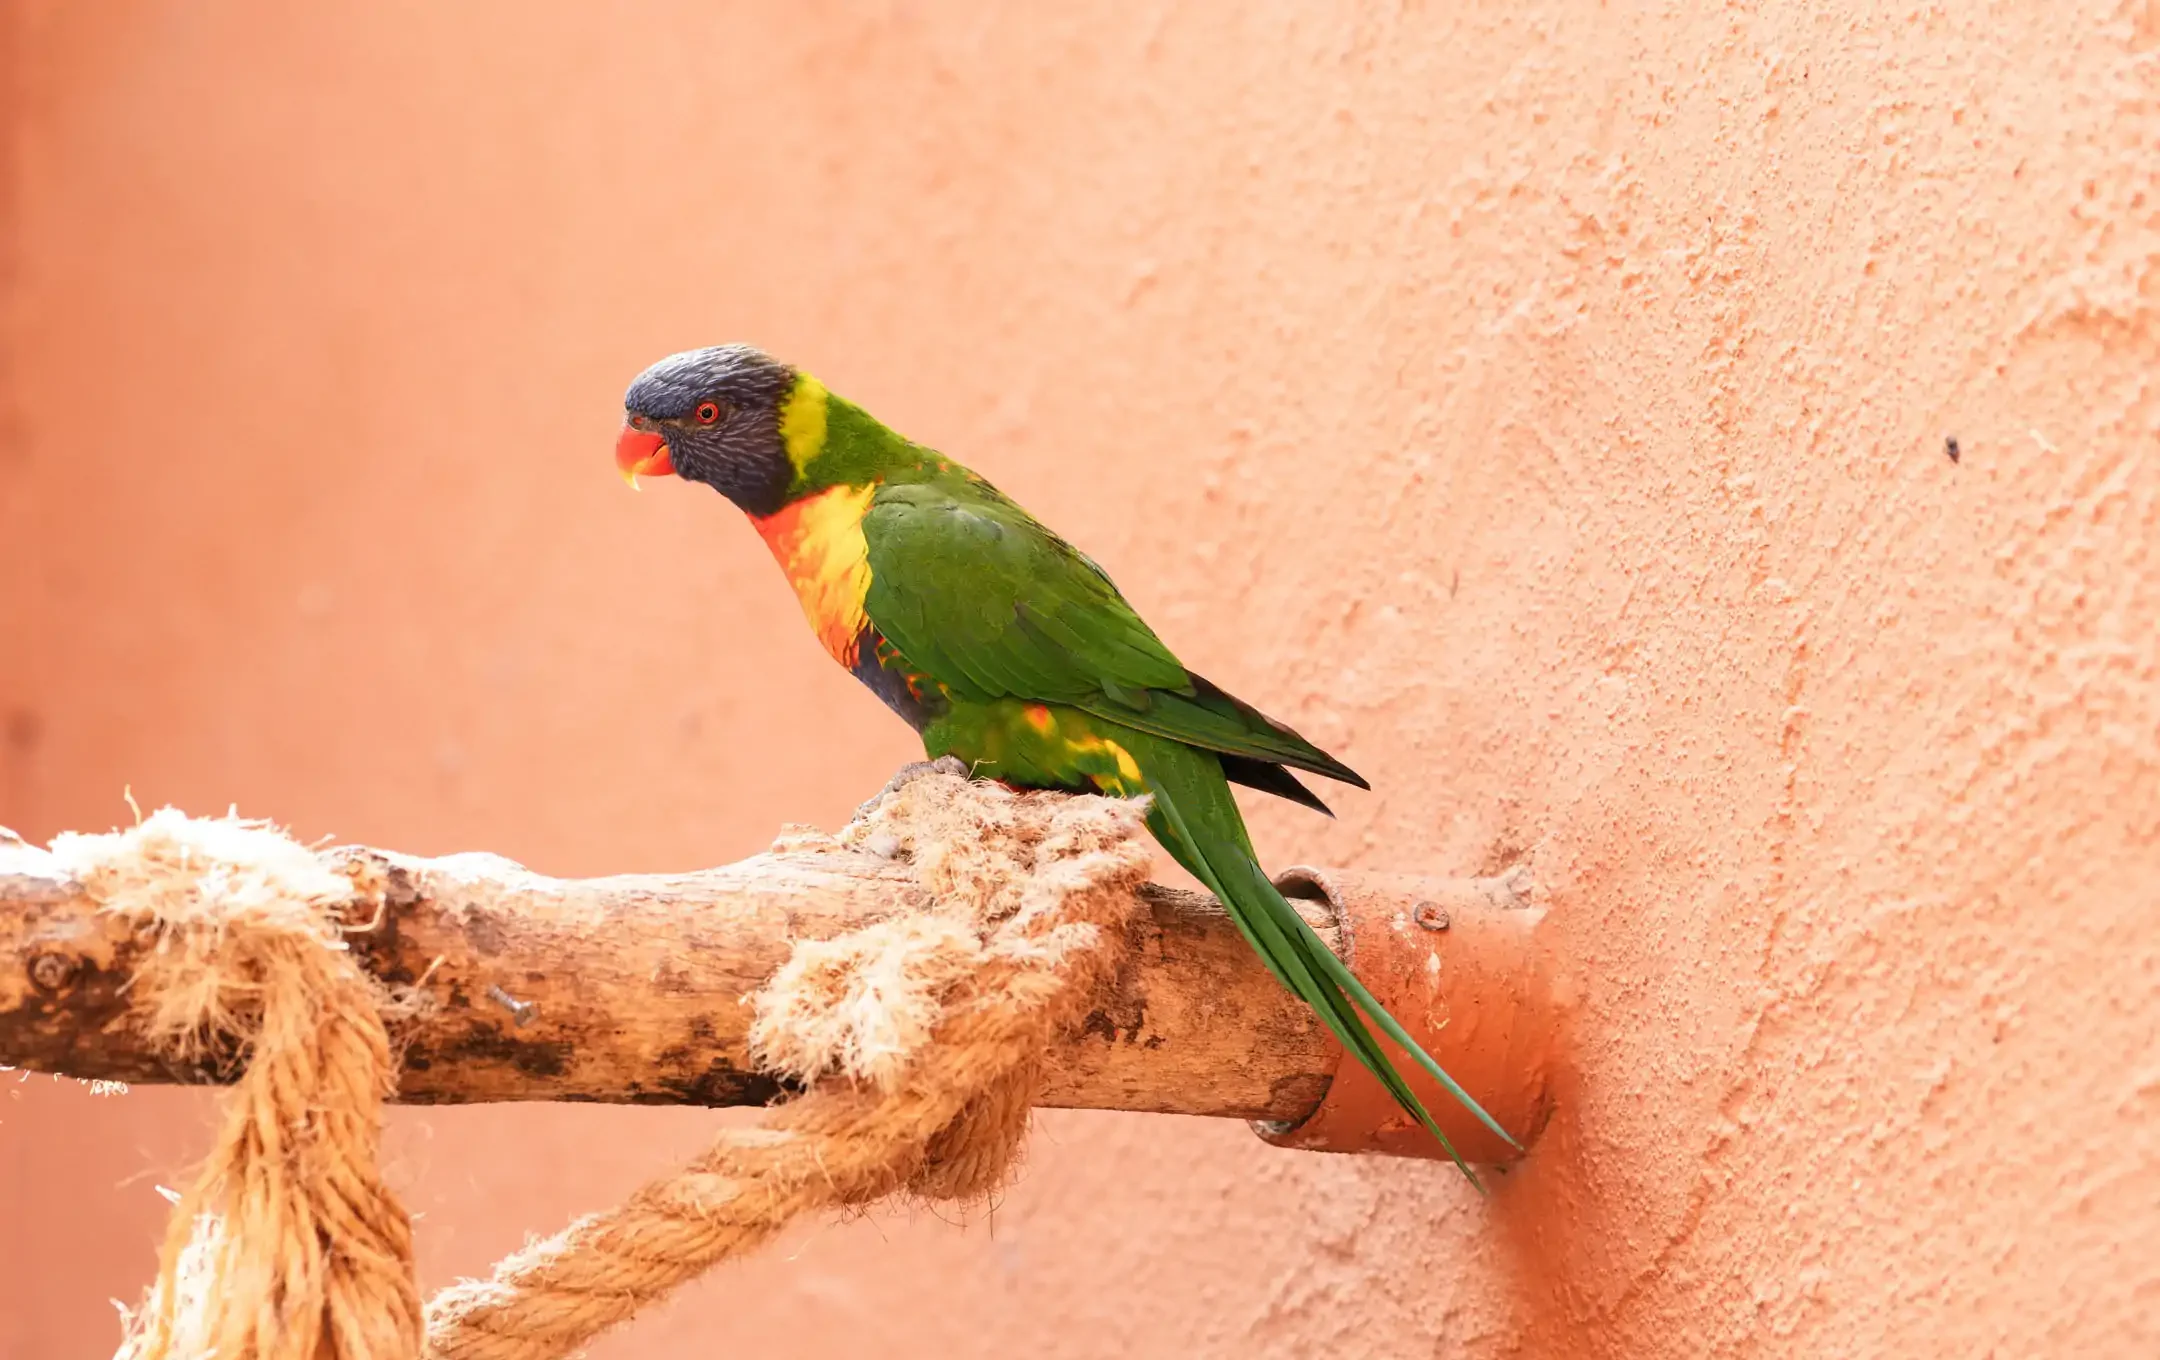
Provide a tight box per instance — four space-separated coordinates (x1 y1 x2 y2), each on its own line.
4 708 41 753
1944 435 1961 464
1476 833 1529 879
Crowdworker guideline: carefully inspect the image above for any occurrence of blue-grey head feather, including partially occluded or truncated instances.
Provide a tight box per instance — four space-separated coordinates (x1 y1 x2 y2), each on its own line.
623 344 794 421
622 344 799 514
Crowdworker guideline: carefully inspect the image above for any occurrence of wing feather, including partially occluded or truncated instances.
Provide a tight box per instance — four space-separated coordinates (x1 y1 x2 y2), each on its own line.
861 478 1366 791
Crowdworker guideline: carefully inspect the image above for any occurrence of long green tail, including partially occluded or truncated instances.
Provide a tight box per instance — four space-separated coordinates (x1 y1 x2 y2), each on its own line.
1119 732 1519 1186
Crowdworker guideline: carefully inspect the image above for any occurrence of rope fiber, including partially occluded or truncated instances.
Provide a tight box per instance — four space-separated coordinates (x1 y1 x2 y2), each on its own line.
54 765 1152 1360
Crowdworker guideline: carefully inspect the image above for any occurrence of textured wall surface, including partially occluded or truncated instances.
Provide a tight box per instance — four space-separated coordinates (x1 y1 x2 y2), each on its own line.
4 3 2156 1356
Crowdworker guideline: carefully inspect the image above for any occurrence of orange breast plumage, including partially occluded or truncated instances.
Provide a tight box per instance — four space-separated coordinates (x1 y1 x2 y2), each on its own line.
750 483 877 667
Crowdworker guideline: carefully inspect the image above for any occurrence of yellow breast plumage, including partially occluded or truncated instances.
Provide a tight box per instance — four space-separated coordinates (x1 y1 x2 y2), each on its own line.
750 482 876 666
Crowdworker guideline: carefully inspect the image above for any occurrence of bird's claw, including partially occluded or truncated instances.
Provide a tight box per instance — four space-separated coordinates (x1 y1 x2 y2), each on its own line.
882 754 972 794
853 755 974 824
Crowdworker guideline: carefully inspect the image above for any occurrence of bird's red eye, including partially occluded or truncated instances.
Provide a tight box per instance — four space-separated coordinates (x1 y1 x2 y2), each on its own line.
694 401 722 425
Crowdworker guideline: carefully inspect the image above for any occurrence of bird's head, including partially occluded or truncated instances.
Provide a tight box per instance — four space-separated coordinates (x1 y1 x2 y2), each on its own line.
615 344 800 511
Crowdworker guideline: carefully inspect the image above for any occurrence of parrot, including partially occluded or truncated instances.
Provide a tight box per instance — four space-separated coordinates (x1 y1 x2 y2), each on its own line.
614 344 1513 1180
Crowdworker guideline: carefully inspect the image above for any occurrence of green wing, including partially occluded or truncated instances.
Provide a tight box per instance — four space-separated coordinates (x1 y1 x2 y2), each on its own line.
860 478 1366 788
860 475 1508 1177
861 479 1185 703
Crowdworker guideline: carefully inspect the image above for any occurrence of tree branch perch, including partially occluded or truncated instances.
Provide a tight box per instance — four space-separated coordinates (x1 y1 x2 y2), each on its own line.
0 816 1554 1161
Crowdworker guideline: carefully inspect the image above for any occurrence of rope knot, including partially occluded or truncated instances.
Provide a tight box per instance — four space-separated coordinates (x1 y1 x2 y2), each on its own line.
55 771 1153 1360
750 769 1154 1200
429 771 1153 1357
51 809 419 1360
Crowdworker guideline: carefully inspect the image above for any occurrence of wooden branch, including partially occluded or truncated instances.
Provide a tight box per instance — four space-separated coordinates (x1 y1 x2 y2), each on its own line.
0 831 1339 1124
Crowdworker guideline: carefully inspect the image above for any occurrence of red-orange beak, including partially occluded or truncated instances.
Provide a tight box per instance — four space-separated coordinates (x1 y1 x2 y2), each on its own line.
615 425 675 489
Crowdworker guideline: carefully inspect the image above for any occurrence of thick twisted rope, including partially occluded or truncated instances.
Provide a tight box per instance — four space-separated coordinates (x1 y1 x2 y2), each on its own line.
57 769 1150 1360
52 811 421 1360
425 770 1151 1357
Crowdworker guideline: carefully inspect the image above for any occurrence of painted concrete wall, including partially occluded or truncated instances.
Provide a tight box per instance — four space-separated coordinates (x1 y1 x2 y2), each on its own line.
3 3 2155 1355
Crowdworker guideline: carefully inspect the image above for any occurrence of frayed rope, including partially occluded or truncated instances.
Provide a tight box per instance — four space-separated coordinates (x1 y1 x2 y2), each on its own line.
51 768 1153 1360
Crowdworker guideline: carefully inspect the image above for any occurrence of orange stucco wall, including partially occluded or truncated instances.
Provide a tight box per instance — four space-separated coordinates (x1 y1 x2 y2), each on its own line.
3 3 2156 1356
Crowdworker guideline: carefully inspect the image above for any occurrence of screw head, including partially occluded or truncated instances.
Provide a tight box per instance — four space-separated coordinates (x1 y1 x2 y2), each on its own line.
1413 901 1451 932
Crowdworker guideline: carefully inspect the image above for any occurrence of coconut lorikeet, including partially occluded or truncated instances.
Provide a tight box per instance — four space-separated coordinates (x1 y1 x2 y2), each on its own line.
614 345 1513 1179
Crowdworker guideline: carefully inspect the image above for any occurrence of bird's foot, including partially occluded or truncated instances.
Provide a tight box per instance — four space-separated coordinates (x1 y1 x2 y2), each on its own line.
889 754 973 791
853 755 974 825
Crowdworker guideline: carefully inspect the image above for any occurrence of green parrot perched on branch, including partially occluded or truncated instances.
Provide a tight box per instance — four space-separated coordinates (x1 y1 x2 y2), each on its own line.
614 345 1513 1180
